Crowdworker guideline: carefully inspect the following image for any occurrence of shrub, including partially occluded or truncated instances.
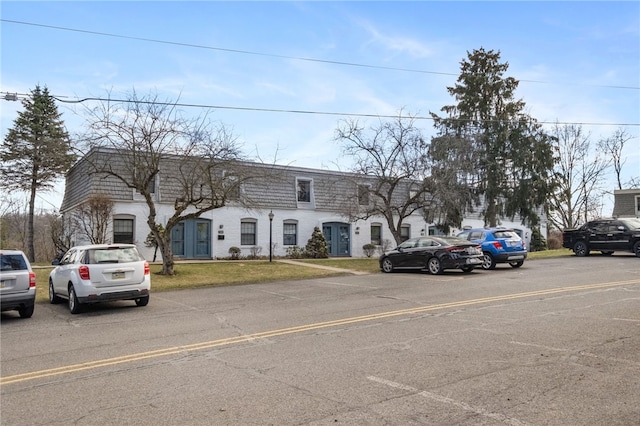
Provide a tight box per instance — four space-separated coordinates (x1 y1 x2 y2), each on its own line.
228 246 241 260
285 246 306 259
529 227 547 252
305 227 329 258
362 243 376 258
248 246 263 259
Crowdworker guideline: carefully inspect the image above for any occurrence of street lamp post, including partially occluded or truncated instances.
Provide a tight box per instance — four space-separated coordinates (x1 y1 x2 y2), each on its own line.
268 210 274 262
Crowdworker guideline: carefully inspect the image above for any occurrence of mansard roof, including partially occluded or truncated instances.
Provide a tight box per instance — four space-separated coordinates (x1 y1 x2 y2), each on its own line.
60 147 407 213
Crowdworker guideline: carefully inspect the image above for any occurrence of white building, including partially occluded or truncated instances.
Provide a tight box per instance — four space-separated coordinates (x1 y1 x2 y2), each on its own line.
60 148 543 260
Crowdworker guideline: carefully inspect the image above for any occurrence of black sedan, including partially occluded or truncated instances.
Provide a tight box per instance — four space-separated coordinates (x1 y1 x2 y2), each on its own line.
379 236 483 274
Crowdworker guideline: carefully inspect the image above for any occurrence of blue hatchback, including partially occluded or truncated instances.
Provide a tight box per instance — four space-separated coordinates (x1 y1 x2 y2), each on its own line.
456 228 527 270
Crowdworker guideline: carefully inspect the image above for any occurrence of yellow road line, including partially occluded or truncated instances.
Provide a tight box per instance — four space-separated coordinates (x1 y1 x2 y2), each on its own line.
2 279 638 386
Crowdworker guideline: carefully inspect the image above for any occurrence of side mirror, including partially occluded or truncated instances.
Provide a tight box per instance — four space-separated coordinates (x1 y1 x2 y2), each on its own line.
51 260 60 266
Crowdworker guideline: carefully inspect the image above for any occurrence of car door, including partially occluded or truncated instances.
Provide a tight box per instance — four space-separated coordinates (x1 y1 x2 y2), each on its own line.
393 239 420 268
609 221 631 250
587 221 609 249
51 249 77 297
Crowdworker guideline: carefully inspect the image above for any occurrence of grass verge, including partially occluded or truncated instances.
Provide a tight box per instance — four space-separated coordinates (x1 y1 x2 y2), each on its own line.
32 249 571 303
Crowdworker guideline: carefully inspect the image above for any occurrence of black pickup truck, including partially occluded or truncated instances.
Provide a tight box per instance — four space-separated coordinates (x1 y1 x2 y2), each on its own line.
562 218 640 257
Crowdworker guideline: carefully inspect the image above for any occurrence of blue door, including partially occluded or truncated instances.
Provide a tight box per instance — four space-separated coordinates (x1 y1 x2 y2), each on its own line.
171 219 211 259
322 222 351 257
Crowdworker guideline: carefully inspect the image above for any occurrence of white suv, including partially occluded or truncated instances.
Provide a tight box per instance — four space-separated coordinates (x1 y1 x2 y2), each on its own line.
0 249 36 318
49 244 150 314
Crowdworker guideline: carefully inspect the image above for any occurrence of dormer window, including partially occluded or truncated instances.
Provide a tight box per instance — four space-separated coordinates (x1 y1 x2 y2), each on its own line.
297 179 312 203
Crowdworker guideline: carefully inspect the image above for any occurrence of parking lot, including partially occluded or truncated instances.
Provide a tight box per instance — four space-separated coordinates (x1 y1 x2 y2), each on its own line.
2 255 639 425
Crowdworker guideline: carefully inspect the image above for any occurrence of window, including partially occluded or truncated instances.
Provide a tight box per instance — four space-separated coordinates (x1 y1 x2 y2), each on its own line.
297 179 311 202
400 225 410 242
358 185 370 205
283 222 297 246
241 220 256 245
636 195 640 216
113 218 134 244
371 224 382 245
146 176 156 194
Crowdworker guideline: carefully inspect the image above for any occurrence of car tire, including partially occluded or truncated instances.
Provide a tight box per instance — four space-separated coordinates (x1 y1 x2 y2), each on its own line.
381 257 394 273
68 285 82 314
18 304 34 318
49 279 62 304
573 241 590 257
633 241 640 258
461 266 474 273
481 253 496 270
427 257 442 275
509 261 524 268
135 295 149 307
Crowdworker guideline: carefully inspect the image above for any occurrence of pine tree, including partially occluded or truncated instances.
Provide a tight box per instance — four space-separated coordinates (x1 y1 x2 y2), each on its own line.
429 48 556 229
305 227 329 258
1 85 76 261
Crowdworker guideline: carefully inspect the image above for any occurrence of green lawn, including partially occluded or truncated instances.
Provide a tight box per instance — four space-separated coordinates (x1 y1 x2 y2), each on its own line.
33 249 571 303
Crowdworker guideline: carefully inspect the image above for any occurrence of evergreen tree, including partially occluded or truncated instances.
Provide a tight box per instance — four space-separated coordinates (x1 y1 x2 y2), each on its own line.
1 85 76 261
305 227 329 258
429 48 556 229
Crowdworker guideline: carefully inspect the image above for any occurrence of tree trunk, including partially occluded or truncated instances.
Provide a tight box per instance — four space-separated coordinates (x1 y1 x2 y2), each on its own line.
158 233 175 275
27 183 36 262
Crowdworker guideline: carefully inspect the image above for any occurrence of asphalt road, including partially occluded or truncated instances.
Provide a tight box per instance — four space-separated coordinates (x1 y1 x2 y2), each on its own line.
1 255 639 425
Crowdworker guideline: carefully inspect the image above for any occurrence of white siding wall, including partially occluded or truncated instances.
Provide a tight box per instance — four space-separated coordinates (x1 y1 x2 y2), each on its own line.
102 201 542 261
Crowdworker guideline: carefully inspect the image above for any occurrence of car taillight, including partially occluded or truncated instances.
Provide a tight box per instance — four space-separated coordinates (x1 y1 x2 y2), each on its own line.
29 271 36 288
446 247 464 253
492 241 503 250
144 262 150 275
79 265 90 280
522 240 527 249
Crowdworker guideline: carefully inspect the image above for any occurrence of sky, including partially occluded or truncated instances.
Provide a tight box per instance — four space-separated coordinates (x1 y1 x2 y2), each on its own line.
1 1 639 216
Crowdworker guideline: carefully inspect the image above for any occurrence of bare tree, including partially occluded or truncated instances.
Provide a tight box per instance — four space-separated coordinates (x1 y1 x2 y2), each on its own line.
49 213 73 259
80 91 252 275
598 128 635 190
547 123 610 230
73 194 114 244
334 112 432 245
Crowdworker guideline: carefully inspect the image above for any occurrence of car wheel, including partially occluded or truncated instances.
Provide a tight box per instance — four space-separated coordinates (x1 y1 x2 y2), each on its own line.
381 257 394 273
573 241 589 257
49 279 62 304
633 241 640 258
135 295 149 307
509 261 524 268
481 253 496 270
601 251 614 255
461 266 474 273
18 304 34 318
68 285 82 314
427 257 442 275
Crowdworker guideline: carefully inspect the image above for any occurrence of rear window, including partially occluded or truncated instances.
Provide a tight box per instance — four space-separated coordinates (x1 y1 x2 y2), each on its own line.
88 247 143 264
0 254 28 271
493 231 520 239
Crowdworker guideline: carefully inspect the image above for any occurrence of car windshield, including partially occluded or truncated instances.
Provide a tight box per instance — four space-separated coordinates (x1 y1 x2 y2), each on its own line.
89 247 142 264
493 230 520 239
620 218 640 230
440 236 472 245
0 254 28 271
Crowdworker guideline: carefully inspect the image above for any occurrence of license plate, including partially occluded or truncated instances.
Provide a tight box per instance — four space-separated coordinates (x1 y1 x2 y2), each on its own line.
112 271 125 279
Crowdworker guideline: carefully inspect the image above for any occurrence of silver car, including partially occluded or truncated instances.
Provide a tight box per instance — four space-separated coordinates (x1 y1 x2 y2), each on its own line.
0 249 36 318
49 244 150 314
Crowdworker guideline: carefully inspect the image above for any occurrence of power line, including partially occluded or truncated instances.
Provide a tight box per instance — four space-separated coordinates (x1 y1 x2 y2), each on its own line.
2 18 639 91
2 91 638 127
